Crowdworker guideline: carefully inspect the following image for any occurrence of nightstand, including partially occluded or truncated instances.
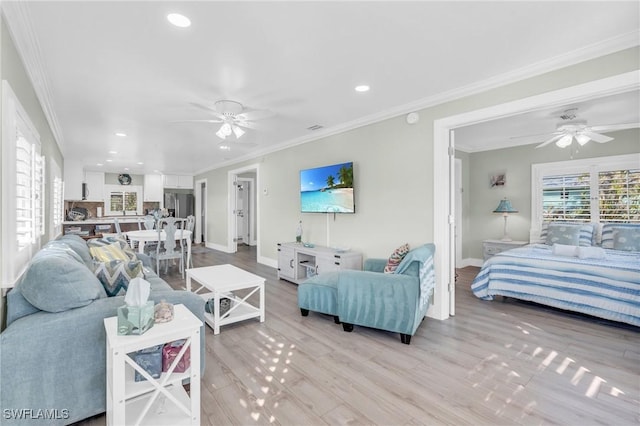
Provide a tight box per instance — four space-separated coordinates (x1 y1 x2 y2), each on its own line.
482 239 528 261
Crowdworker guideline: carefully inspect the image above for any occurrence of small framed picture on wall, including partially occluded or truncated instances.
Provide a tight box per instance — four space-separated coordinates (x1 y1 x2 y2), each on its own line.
490 171 506 188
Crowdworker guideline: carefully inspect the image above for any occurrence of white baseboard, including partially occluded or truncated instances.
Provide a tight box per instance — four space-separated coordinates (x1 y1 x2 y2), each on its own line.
457 257 484 268
205 242 233 253
258 256 278 269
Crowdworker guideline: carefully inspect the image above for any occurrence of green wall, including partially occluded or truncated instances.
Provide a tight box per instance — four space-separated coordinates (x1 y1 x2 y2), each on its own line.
463 128 639 260
196 46 639 266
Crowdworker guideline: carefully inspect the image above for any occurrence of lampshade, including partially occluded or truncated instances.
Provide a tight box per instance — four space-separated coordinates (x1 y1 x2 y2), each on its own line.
493 198 518 214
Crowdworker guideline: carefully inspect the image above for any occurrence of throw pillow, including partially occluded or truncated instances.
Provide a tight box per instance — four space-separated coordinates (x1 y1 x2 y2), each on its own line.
545 224 582 246
90 241 131 262
612 227 640 252
88 237 138 261
601 223 640 249
93 259 144 297
542 223 594 247
20 251 106 313
383 243 410 274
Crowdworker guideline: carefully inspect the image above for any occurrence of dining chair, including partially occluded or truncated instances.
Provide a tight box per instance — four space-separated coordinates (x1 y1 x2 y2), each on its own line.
143 215 156 230
150 217 185 278
184 215 196 268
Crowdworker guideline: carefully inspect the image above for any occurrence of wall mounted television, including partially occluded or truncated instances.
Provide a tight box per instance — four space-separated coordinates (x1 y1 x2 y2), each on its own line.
300 162 355 213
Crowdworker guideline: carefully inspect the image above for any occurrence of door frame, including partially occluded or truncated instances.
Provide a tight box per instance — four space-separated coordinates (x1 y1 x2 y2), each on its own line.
227 163 260 254
432 71 638 321
194 178 207 244
235 176 256 246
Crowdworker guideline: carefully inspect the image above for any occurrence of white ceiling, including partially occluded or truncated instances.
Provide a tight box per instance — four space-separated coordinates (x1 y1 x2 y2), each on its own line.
4 1 639 175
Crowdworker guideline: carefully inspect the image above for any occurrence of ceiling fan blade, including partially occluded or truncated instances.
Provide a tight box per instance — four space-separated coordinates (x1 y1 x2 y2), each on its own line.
589 122 640 133
582 131 613 143
170 119 224 124
535 134 564 149
237 109 275 121
235 120 259 130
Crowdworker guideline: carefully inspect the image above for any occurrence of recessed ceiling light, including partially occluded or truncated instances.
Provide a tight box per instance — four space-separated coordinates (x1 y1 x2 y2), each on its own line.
137 162 144 165
167 13 191 28
109 150 118 155
96 163 103 166
355 85 370 92
106 159 112 162
219 145 231 151
115 132 127 137
124 168 130 171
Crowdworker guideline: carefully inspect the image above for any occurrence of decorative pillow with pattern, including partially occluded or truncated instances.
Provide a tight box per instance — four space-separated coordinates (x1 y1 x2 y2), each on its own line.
542 223 594 247
545 224 590 246
601 223 640 249
384 243 410 274
612 227 640 252
88 236 137 261
93 259 144 296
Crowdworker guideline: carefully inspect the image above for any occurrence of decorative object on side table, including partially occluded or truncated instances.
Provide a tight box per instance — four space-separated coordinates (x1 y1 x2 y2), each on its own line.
493 198 518 241
154 300 174 323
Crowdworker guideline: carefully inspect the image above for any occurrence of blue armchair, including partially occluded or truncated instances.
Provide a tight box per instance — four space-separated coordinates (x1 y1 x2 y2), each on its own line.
299 243 435 344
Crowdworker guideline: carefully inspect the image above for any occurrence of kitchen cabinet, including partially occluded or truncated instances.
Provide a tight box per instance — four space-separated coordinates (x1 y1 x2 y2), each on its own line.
144 174 164 201
84 171 105 201
63 161 84 200
163 174 193 189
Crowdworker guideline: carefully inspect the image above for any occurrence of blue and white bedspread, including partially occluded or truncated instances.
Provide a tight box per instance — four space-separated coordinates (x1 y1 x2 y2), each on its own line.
471 244 640 326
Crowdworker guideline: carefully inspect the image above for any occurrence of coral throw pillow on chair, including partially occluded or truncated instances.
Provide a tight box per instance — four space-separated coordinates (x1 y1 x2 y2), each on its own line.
384 243 410 273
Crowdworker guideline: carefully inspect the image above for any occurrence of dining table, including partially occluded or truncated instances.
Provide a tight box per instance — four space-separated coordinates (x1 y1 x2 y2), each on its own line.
125 229 192 269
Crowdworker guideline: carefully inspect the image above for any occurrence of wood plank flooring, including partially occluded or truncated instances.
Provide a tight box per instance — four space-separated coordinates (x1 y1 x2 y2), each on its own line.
80 245 640 426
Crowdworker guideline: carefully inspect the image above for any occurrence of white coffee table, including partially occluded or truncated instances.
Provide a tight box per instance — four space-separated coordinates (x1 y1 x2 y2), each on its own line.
186 264 265 334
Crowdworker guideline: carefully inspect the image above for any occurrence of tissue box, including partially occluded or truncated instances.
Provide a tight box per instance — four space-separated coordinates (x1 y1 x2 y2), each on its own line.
117 301 155 335
162 340 191 373
131 344 163 382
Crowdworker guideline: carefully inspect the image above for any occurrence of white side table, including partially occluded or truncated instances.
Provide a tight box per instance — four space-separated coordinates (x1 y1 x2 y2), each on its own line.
482 239 528 261
104 304 202 426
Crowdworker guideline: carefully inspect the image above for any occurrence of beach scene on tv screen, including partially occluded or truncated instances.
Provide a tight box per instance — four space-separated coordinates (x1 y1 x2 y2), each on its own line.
300 162 354 213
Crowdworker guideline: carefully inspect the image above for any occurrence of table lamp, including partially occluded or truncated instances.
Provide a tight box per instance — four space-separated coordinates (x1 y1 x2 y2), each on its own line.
493 198 518 241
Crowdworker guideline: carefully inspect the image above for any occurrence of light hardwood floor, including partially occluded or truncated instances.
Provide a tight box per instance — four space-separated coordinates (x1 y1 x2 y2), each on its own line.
81 244 640 426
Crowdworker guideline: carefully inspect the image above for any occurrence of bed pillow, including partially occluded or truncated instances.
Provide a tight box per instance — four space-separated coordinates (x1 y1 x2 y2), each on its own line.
384 243 410 274
541 222 595 247
601 223 640 249
545 224 584 246
612 227 640 252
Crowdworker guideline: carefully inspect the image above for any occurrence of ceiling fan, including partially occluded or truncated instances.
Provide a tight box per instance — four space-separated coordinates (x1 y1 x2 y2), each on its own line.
531 108 638 149
177 99 269 140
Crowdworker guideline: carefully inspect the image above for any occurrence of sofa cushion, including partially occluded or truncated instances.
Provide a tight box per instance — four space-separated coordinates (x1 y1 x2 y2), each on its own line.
57 234 94 264
5 278 41 327
20 251 107 313
383 243 410 274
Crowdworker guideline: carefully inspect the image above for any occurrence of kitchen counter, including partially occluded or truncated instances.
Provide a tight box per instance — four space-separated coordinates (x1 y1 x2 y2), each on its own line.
62 216 145 225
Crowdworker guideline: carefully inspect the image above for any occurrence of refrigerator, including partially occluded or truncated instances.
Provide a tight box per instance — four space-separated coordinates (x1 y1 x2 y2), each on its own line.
164 192 194 219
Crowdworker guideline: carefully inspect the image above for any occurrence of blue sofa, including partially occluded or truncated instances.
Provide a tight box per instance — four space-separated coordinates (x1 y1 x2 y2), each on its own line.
0 235 205 425
299 243 435 344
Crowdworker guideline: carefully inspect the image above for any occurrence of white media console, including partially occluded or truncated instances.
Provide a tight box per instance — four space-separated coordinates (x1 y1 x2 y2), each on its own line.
277 242 362 284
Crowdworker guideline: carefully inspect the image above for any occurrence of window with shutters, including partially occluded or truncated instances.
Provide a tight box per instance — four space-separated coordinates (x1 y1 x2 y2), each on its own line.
532 153 640 230
50 158 64 238
2 80 45 288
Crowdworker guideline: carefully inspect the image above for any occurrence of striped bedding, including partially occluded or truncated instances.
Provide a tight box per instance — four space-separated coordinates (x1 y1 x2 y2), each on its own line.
471 244 640 326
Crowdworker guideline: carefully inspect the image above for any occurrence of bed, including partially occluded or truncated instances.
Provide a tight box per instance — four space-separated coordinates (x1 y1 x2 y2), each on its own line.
471 228 640 327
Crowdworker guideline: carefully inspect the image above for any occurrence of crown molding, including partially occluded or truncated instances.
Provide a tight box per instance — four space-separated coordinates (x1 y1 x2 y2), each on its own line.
198 30 639 174
1 1 64 155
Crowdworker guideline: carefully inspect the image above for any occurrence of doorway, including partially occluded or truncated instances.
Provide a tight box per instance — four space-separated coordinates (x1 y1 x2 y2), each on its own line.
194 178 207 244
227 163 260 257
433 71 638 321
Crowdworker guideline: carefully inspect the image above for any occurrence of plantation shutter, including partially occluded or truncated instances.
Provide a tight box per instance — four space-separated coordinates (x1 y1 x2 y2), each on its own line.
599 169 640 223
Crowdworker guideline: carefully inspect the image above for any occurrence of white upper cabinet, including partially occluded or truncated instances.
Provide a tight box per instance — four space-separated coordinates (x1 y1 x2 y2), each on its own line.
63 163 84 200
144 174 164 201
163 174 193 189
84 171 105 201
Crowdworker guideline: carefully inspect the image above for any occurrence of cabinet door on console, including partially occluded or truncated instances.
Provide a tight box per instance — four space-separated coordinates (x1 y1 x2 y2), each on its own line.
277 245 295 280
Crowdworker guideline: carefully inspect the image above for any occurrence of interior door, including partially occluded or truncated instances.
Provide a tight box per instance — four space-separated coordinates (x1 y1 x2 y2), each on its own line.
235 179 250 245
449 129 456 316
